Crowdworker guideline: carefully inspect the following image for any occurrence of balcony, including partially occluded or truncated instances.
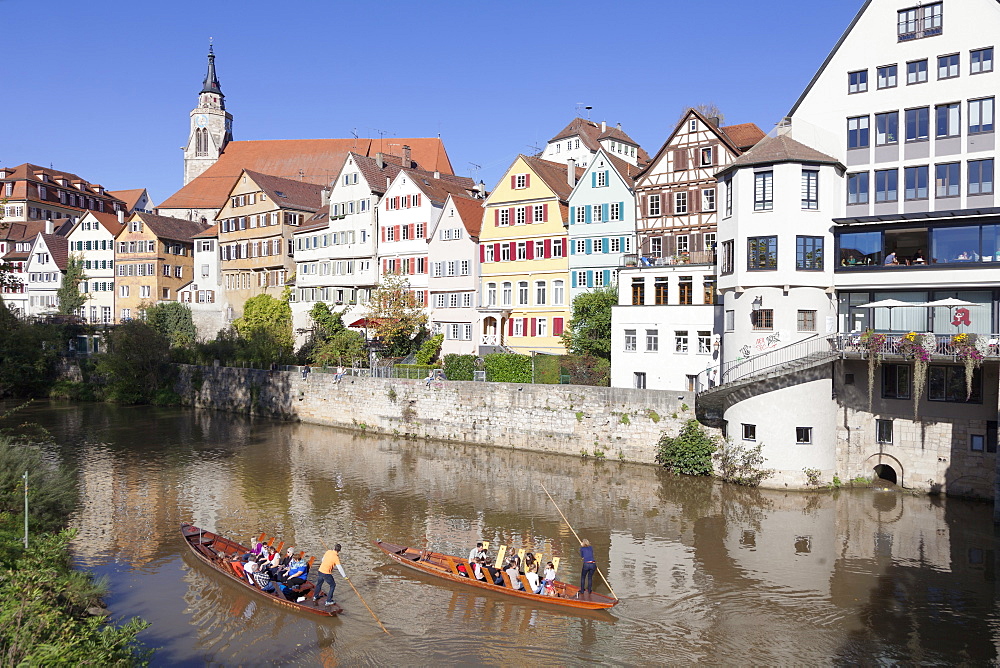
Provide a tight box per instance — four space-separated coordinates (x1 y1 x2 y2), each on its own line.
834 332 1000 360
622 250 716 268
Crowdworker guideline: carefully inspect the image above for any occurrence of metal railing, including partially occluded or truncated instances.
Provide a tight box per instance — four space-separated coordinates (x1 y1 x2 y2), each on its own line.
718 334 840 386
832 332 1000 359
622 250 716 268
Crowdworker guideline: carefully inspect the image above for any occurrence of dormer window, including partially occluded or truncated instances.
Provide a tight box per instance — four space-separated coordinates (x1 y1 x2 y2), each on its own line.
898 2 942 41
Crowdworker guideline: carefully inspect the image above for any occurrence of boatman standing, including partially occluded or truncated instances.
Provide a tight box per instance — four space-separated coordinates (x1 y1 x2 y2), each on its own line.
579 538 597 595
312 543 347 606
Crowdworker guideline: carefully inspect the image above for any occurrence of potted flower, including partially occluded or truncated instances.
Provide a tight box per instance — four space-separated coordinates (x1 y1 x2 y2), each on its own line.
898 332 932 417
859 329 887 409
952 333 984 400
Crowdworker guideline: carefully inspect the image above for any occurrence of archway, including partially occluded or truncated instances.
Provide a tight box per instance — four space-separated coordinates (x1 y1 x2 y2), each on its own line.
873 464 897 485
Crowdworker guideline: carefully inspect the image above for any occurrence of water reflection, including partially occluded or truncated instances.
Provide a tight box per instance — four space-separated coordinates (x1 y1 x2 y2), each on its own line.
15 401 1000 665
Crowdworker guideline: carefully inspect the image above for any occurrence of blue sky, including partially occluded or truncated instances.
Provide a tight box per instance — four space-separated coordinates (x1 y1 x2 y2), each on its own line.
4 0 863 206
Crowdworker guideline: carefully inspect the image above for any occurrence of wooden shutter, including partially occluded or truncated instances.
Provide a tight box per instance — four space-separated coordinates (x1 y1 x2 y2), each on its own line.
493 242 500 259
508 318 514 335
480 245 485 262
494 209 500 226
530 318 537 337
544 238 552 258
409 223 416 239
585 205 592 224
691 234 704 252
508 207 514 223
689 189 700 214
664 236 677 256
525 174 531 188
543 203 548 221
553 318 564 336
526 242 534 260
510 175 517 189
394 225 401 241
569 206 575 225
509 241 516 259
674 149 687 170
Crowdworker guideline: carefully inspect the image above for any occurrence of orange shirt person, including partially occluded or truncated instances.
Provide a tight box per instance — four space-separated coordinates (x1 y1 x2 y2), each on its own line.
311 543 347 606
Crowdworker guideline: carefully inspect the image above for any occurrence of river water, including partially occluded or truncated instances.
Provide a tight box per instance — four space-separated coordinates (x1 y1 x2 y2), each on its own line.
19 401 1000 665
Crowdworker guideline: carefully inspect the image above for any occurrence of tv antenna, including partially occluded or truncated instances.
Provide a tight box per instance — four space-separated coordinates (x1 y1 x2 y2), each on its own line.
575 103 593 119
371 128 394 154
526 143 543 154
468 162 481 180
350 128 359 149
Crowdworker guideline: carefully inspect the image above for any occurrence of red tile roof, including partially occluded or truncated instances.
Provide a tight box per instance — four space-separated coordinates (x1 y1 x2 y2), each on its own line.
159 138 454 211
41 234 69 272
449 195 485 238
521 155 586 201
720 123 767 152
131 212 211 243
0 220 47 241
192 224 218 239
406 169 477 206
80 210 125 236
548 118 650 162
242 170 325 212
106 188 148 211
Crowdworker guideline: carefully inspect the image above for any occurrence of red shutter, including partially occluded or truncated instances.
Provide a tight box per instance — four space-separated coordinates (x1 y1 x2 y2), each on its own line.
523 318 529 334
525 174 531 188
525 204 533 223
544 238 552 258
508 207 514 223
416 194 421 206
409 223 415 240
381 226 386 242
508 318 514 336
494 209 500 226
493 242 500 259
530 318 537 337
409 258 414 274
394 225 401 241
480 245 485 262
543 203 548 221
526 241 534 260
510 175 517 189
553 318 564 336
509 241 516 259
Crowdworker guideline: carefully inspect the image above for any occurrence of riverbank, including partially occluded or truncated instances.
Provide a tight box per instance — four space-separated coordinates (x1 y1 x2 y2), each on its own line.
175 365 699 464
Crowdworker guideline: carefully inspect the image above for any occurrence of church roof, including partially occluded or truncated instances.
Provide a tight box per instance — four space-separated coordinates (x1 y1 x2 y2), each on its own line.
160 138 455 211
107 188 148 212
201 45 223 96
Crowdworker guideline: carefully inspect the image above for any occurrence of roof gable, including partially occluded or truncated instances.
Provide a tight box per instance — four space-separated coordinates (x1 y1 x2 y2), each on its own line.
126 212 211 242
570 149 638 199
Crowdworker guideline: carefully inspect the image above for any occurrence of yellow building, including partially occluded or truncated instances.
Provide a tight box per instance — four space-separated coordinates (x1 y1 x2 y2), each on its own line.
114 212 208 321
216 170 324 318
477 155 582 354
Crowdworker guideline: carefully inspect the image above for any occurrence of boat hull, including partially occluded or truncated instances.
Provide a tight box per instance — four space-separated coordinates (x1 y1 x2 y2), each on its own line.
181 523 342 617
374 540 618 611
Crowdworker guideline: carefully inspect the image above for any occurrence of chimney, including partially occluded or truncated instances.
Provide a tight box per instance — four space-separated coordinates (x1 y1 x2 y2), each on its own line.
45 220 53 234
616 122 621 131
708 117 720 127
376 152 385 169
402 144 411 167
321 187 331 207
601 120 606 133
117 209 124 223
433 170 440 179
567 158 577 187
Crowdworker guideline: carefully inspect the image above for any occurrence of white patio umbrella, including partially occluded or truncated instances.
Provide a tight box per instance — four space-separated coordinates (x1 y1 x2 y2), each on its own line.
856 298 923 331
922 297 974 332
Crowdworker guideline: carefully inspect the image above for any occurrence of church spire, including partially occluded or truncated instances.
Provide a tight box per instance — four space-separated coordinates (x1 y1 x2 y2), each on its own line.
201 44 223 97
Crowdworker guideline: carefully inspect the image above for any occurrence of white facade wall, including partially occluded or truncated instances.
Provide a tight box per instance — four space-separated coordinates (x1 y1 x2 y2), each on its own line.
428 197 480 356
567 150 637 300
24 235 61 316
66 214 118 325
325 158 381 300
179 235 226 339
377 174 436 303
539 133 595 168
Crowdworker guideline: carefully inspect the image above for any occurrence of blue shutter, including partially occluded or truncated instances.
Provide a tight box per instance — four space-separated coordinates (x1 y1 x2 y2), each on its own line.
586 270 594 287
602 203 609 222
571 272 578 288
585 239 593 254
591 172 597 187
569 206 575 225
620 236 626 253
585 205 592 224
569 242 575 255
618 201 625 220
603 269 611 286
604 170 610 186
602 238 609 254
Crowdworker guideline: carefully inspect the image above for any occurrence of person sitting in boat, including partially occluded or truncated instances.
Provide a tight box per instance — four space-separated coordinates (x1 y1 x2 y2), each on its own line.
253 566 276 593
468 541 486 566
523 551 537 573
484 562 504 586
542 562 557 596
509 553 521 572
471 557 487 581
279 547 295 570
243 559 259 584
261 546 281 576
525 564 543 594
242 540 263 560
505 562 523 591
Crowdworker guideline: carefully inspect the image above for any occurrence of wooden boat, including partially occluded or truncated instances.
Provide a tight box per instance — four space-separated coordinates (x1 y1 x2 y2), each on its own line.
181 523 343 616
374 540 619 610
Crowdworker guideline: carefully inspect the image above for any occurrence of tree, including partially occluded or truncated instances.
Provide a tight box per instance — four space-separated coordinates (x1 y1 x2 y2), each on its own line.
232 288 294 360
0 303 62 397
309 302 345 338
95 320 172 404
142 302 196 348
560 284 617 360
677 103 725 125
366 272 428 356
310 329 367 367
56 254 88 316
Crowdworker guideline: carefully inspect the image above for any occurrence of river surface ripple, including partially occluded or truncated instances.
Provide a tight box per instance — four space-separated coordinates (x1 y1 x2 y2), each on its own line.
19 401 1000 666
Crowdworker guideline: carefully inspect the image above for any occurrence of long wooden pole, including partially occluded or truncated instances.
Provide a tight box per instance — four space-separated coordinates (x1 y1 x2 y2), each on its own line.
539 481 618 601
320 541 390 635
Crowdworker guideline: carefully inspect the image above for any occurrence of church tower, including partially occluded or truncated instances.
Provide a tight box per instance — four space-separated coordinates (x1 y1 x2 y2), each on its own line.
183 45 233 185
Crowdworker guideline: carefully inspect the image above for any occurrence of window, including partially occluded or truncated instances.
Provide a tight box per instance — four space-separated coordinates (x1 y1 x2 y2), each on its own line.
725 310 735 331
796 427 812 444
576 207 586 224
502 282 512 306
678 276 693 305
553 239 564 257
936 103 960 138
653 277 668 305
119 285 129 297
645 329 658 352
535 280 546 305
882 364 912 399
725 177 733 217
500 244 510 262
486 282 497 306
969 159 994 195
904 165 929 200
701 147 713 166
875 169 898 202
674 192 688 215
796 236 824 270
971 47 994 74
576 271 587 287
748 236 777 270
742 424 756 441
650 237 662 257
721 240 734 274
875 112 898 146
847 116 869 148
609 202 620 220
848 70 868 93
801 170 818 209
609 238 621 253
928 365 982 402
676 235 689 254
552 280 564 305
905 107 929 141
516 242 527 260
875 419 894 444
537 318 548 337
702 188 716 211
935 162 960 198
634 372 646 389
847 172 869 204
674 330 689 353
969 98 995 134
698 331 712 354
877 64 898 88
906 59 928 84
512 319 524 337
595 171 607 187
971 434 986 452
575 239 587 255
937 53 959 79
593 206 603 223
754 171 773 211
515 207 526 225
631 278 645 305
647 194 661 216
517 281 528 305
624 329 636 351
703 276 716 305
514 174 528 189
751 309 774 330
797 310 817 331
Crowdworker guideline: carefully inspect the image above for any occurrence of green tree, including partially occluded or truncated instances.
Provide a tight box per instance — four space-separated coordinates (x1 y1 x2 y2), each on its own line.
311 329 367 367
560 284 617 360
232 288 294 360
56 254 88 316
142 302 196 348
655 419 717 476
0 304 62 398
366 272 428 356
415 334 443 365
309 302 345 338
95 321 172 404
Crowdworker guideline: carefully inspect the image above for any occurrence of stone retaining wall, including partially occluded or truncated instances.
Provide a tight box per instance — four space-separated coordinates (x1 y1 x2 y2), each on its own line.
176 365 699 464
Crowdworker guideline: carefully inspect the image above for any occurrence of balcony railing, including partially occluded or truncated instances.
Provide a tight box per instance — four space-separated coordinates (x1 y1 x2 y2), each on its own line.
832 332 1000 359
622 250 716 268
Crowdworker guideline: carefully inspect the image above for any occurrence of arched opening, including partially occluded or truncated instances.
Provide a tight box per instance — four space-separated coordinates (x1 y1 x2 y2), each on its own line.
873 464 897 485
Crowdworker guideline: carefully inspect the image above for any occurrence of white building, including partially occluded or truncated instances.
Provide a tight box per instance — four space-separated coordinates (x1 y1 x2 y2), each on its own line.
24 232 67 316
178 224 225 339
538 118 647 168
428 194 483 355
66 211 123 325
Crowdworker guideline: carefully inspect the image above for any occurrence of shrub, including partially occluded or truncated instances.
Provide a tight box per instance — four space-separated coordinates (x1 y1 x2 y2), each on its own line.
443 354 476 381
484 353 532 383
714 439 775 487
561 355 610 386
415 334 444 365
654 419 716 476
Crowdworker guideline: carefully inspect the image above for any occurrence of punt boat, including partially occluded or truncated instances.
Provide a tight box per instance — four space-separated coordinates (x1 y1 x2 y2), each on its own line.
181 523 343 616
374 540 619 611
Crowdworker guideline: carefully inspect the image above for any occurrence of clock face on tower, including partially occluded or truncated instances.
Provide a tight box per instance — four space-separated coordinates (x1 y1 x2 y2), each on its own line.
195 114 208 128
